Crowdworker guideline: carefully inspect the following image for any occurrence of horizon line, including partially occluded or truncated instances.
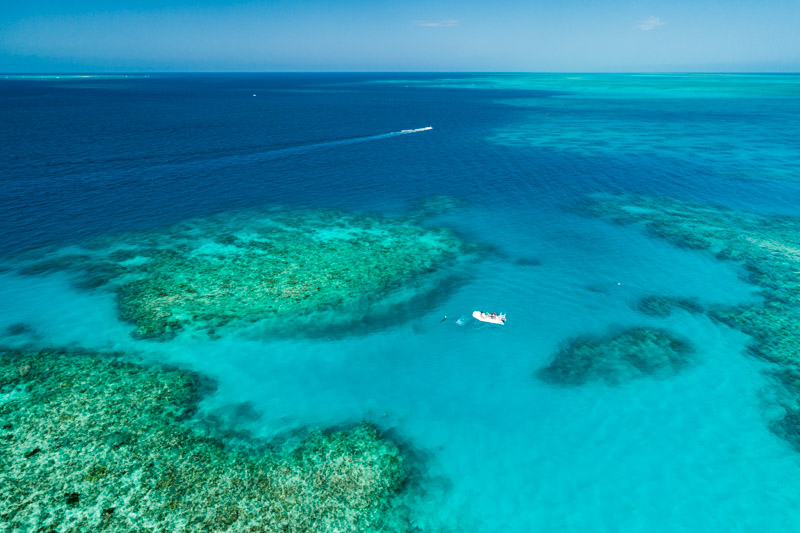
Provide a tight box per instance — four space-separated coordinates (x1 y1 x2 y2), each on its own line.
3 71 800 75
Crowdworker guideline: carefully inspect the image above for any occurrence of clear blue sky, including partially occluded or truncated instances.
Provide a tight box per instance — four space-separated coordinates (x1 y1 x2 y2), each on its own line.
1 0 798 72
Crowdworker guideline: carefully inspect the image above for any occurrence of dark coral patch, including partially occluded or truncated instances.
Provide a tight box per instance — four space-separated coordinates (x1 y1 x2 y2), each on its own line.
537 327 695 386
5 323 34 337
514 257 542 267
635 295 703 318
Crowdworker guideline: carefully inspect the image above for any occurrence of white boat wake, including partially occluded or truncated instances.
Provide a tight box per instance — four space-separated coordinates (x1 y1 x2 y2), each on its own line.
90 126 437 179
245 126 432 158
216 126 434 165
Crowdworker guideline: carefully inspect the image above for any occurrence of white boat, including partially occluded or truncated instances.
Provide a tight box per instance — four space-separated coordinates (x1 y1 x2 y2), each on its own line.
472 311 506 325
400 126 433 133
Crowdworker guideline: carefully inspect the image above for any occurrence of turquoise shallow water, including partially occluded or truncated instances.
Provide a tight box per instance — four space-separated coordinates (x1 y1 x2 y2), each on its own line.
1 205 794 531
2 73 800 531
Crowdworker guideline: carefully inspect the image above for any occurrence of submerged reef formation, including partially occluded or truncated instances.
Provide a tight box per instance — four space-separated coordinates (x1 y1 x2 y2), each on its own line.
4 323 35 337
514 256 542 267
538 327 694 386
767 367 800 454
10 208 473 340
486 88 800 184
586 194 800 449
408 195 466 220
635 295 703 318
0 348 417 531
587 194 800 366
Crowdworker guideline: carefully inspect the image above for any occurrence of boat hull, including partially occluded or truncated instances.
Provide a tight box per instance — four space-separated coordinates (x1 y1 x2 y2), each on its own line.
472 311 505 325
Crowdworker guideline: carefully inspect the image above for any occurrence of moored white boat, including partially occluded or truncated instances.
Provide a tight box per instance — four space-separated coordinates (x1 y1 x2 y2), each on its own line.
472 311 506 325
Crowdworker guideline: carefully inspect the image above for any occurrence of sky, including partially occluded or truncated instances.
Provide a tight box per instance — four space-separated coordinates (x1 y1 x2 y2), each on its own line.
1 0 799 72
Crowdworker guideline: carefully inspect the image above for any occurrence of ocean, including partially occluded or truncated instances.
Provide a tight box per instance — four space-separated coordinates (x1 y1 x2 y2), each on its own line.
2 73 800 531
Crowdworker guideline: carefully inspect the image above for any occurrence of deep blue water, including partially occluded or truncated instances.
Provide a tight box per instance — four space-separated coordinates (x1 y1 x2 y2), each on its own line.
5 73 800 256
3 73 800 531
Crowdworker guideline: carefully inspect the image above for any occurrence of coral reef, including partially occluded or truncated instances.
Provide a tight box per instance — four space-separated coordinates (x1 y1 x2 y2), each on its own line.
0 348 415 531
4 323 35 337
586 194 800 366
635 295 703 318
586 194 800 449
537 327 694 386
489 110 800 183
514 257 542 267
766 367 800 455
408 195 466 220
9 208 473 340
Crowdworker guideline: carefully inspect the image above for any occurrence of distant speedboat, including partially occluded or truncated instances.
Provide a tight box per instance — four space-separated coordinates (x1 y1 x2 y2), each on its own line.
472 311 506 325
400 126 433 133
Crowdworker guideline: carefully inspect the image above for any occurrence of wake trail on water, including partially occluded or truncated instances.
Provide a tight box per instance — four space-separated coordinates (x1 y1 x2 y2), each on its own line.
34 127 435 183
231 126 434 164
170 126 434 174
